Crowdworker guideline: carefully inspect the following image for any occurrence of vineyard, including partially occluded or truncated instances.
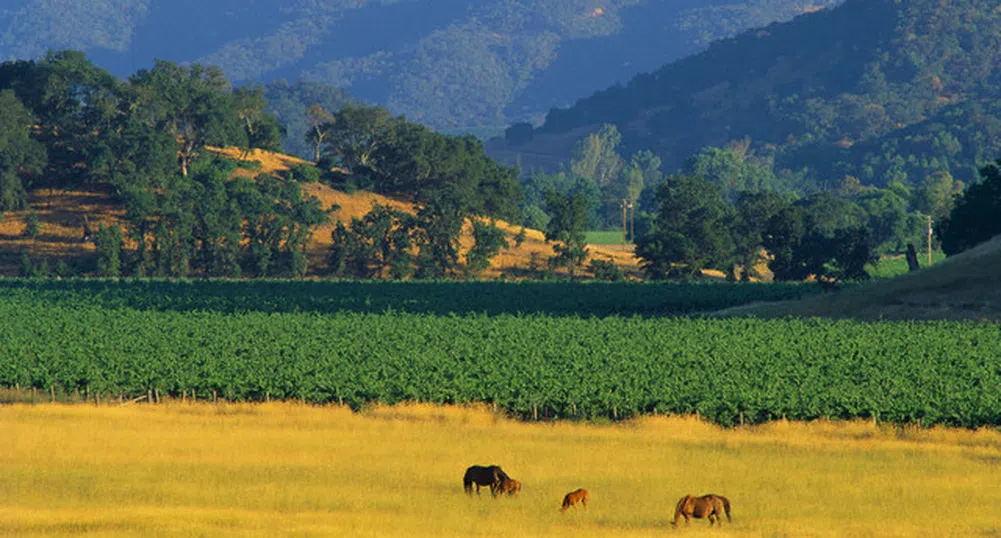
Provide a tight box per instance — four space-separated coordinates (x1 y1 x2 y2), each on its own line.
2 279 1000 427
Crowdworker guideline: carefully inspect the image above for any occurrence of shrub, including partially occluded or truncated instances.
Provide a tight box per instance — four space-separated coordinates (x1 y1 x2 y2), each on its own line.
23 210 39 238
288 163 321 183
589 259 624 281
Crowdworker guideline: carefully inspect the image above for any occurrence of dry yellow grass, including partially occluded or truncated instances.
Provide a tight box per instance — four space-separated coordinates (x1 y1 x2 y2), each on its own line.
207 146 311 176
3 402 1000 537
0 185 125 273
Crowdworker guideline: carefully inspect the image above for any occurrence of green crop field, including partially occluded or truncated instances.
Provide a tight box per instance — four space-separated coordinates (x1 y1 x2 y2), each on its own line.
2 278 999 428
585 230 627 245
867 250 947 279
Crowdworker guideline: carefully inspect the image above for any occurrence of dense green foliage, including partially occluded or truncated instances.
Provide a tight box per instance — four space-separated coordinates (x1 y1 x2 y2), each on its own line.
635 175 733 279
543 190 591 277
939 160 1001 256
0 0 840 131
0 89 45 213
2 279 998 428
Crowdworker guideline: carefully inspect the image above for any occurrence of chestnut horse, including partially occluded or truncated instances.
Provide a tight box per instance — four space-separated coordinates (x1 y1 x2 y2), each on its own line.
493 477 521 497
463 465 510 495
560 488 589 512
672 494 731 527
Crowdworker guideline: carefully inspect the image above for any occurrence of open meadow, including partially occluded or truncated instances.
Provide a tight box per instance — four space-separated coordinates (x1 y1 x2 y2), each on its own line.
3 402 1001 537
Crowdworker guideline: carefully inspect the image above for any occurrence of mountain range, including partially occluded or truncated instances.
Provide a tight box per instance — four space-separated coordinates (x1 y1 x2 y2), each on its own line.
0 0 840 132
490 0 1001 191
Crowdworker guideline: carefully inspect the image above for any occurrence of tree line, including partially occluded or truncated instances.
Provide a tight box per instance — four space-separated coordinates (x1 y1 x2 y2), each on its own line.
523 122 997 281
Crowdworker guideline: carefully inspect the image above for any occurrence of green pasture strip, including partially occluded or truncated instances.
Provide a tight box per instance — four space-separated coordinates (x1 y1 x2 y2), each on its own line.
585 231 627 245
2 287 999 427
867 250 947 279
0 278 817 317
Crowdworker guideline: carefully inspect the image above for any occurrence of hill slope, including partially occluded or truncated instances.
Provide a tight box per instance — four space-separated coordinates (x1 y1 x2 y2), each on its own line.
0 0 840 132
489 0 1001 190
714 235 1001 321
0 147 640 279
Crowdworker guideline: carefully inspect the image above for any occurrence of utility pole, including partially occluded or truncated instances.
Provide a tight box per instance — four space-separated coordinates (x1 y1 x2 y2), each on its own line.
621 198 628 250
628 201 634 245
927 215 932 267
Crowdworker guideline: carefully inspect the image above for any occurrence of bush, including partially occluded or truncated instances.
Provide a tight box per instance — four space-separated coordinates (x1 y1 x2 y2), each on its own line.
23 210 39 238
20 255 51 278
589 259 624 281
236 160 263 171
288 163 321 183
95 224 124 277
54 259 73 278
522 205 550 231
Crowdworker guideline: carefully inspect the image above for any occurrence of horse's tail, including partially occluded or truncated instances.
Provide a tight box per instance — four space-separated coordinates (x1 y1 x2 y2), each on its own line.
720 495 732 522
672 495 691 526
462 470 473 494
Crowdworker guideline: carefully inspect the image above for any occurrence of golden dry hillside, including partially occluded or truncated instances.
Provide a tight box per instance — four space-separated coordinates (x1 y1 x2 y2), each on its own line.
0 147 642 279
0 184 122 275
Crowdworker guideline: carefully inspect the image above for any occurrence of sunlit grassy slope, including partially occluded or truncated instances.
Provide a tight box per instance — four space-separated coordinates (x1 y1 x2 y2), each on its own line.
715 234 1001 321
0 147 641 279
3 402 1001 537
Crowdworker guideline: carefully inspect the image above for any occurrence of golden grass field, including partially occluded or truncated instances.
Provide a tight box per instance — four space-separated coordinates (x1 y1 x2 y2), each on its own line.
4 402 1001 537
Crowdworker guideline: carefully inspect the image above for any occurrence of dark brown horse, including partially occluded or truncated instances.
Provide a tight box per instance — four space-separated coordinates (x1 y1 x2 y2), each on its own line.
463 465 510 495
493 477 521 497
672 494 731 527
560 488 589 512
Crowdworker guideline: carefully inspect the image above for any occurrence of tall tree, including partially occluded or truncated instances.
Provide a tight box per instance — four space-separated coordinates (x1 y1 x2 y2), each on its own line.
634 175 734 279
569 123 625 228
0 90 46 213
306 103 336 162
466 220 508 277
682 141 778 202
320 105 394 175
128 61 245 176
570 124 624 188
233 85 283 152
732 190 789 280
916 170 962 224
543 190 591 278
939 160 1001 255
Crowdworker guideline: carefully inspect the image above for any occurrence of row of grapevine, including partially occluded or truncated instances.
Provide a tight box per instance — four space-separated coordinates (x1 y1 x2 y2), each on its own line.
0 278 818 316
2 280 999 427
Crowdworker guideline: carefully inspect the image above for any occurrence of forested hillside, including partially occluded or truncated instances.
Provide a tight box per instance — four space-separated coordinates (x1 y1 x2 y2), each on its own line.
493 0 1001 192
0 52 542 280
0 0 839 134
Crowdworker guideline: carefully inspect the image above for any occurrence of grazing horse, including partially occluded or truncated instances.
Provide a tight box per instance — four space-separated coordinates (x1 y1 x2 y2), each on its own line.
463 465 510 495
560 488 589 512
493 477 521 497
672 494 731 527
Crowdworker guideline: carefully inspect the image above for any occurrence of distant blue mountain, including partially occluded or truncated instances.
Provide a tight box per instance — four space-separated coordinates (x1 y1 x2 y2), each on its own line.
0 0 840 130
